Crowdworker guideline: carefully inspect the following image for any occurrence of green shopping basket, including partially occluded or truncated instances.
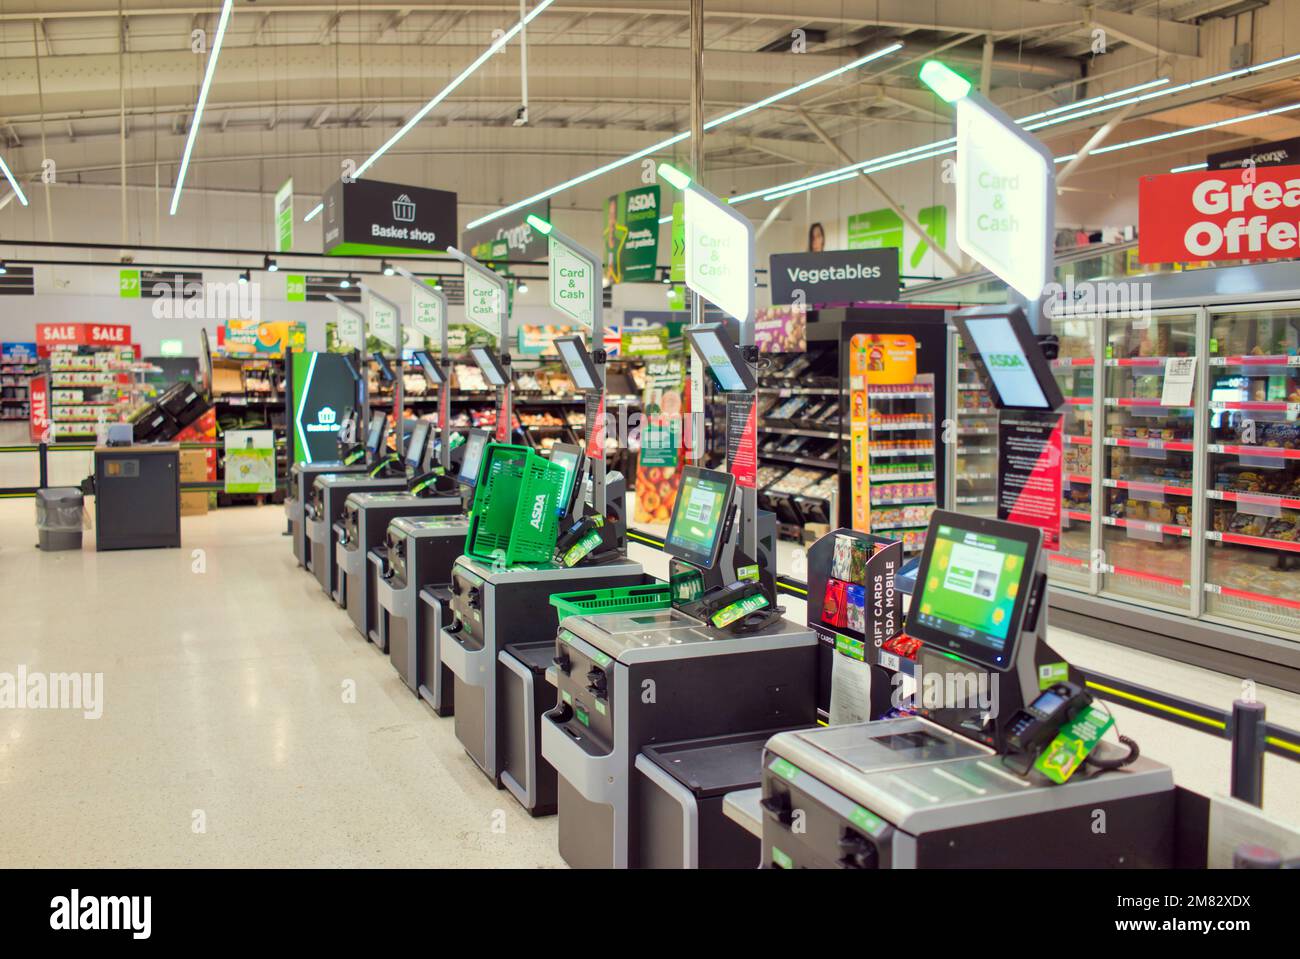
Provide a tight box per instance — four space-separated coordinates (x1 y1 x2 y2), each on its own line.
465 443 567 567
549 583 672 620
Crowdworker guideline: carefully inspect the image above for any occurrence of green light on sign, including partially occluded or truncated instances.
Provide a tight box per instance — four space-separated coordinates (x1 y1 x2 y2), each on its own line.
525 213 552 235
656 162 692 191
919 60 972 103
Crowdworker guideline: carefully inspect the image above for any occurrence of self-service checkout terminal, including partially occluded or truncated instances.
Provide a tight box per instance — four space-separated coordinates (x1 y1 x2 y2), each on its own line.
288 350 371 569
336 412 461 647
758 509 1173 868
436 236 645 816
379 427 488 704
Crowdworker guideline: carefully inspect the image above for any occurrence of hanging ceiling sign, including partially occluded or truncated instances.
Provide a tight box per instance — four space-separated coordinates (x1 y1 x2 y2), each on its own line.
955 95 1055 301
336 305 365 352
411 281 446 344
768 250 899 306
684 187 754 324
322 178 457 257
275 178 294 252
463 199 550 262
368 297 399 350
548 233 597 329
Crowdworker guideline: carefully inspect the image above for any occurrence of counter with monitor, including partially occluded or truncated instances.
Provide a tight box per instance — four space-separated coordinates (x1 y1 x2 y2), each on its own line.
335 418 461 646
756 509 1174 869
542 464 818 867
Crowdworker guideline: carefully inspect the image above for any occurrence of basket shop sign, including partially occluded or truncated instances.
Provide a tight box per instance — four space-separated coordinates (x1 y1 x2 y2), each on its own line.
322 178 457 257
1139 164 1300 263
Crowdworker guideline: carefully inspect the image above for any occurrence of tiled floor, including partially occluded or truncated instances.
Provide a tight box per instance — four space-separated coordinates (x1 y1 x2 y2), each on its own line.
0 501 1296 867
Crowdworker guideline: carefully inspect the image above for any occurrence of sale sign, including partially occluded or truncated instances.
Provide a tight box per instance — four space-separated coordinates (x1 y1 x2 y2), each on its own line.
1139 164 1300 263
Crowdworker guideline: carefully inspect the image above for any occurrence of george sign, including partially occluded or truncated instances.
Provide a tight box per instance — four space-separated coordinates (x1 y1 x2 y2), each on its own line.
225 429 277 493
997 412 1063 552
464 199 550 262
684 188 754 323
322 178 457 257
603 185 660 284
955 96 1054 300
275 178 294 252
462 260 508 336
1138 164 1300 263
368 298 399 349
548 233 597 328
411 281 444 344
769 250 898 307
1208 137 1300 171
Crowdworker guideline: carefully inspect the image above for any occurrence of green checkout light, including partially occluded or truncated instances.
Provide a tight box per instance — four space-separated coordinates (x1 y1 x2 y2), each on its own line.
919 60 972 103
525 214 553 235
656 162 692 191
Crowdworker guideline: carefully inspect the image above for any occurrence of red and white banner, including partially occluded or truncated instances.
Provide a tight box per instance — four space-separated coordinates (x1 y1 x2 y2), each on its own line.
1139 164 1300 263
34 322 133 356
28 374 48 443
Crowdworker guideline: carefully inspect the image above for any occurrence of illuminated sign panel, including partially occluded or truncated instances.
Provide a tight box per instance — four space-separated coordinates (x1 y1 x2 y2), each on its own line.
684 189 754 323
548 235 596 328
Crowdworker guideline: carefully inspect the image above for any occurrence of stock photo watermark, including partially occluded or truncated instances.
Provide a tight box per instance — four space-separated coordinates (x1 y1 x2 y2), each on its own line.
0 666 103 719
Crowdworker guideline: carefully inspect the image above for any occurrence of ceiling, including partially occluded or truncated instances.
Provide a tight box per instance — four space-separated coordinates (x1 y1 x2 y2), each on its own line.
0 0 1290 226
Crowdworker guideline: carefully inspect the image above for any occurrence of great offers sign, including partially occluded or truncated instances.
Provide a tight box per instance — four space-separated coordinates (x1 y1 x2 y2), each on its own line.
769 250 898 307
322 178 457 257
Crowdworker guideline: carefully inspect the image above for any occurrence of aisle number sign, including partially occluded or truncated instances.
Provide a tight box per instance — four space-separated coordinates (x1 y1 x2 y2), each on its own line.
955 95 1054 301
119 270 140 298
411 281 444 343
684 187 754 323
368 298 398 349
463 260 508 336
548 234 596 329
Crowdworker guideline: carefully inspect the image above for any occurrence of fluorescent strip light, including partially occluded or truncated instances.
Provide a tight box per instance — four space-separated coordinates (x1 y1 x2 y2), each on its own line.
1171 162 1208 173
169 0 234 216
759 144 957 201
302 0 556 222
1054 101 1300 163
0 155 29 206
658 215 673 224
355 0 556 179
465 44 902 230
737 51 1300 206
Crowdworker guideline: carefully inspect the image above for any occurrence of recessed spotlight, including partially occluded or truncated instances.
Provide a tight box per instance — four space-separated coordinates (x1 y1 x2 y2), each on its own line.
339 276 352 289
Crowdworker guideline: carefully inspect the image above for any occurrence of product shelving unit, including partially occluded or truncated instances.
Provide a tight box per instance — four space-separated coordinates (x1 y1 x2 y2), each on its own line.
953 339 997 516
47 345 139 441
1 354 38 422
211 356 288 502
865 376 937 553
1049 324 1099 590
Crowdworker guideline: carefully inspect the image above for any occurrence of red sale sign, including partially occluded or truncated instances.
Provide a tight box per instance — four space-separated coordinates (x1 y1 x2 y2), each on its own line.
36 323 83 353
1139 164 1300 263
87 323 131 345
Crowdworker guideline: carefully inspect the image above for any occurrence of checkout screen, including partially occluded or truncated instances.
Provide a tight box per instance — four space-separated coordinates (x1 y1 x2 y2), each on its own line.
666 472 729 567
964 317 1050 409
913 525 1028 664
694 331 746 392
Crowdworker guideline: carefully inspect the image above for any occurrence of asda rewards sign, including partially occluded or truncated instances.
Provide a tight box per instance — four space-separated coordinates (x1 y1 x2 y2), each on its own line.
769 250 899 307
323 178 457 257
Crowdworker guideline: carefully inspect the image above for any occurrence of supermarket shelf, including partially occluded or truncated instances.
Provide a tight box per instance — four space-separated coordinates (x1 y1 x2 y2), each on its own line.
1065 434 1094 445
871 495 934 506
1208 400 1298 414
1205 583 1300 611
1104 437 1194 452
868 391 933 400
1103 478 1193 497
871 470 934 481
956 494 996 505
1106 356 1186 367
1050 357 1095 368
869 421 933 432
1210 355 1300 367
1207 530 1300 554
956 445 996 455
759 451 838 469
870 447 937 458
1207 443 1300 460
1208 489 1300 510
958 471 994 481
1102 515 1192 537
1065 509 1092 523
957 427 994 436
1067 474 1094 486
957 407 996 416
1102 565 1189 588
759 426 841 440
871 521 931 531
759 385 839 395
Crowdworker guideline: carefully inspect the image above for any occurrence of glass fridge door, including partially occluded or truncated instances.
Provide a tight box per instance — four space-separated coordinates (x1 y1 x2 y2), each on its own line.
954 337 997 518
1099 310 1199 613
1050 315 1099 590
1204 304 1300 638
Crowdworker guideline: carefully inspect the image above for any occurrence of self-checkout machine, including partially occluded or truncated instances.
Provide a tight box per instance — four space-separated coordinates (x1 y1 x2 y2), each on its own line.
376 270 482 700
306 289 417 599
751 70 1172 867
289 297 371 570
337 284 461 648
436 239 646 816
540 165 820 868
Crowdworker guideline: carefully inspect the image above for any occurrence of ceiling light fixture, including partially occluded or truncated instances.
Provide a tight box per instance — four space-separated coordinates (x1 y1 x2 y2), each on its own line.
264 255 278 272
303 0 558 223
169 0 234 216
0 156 29 207
382 260 395 276
238 269 250 284
1171 161 1209 173
465 43 903 230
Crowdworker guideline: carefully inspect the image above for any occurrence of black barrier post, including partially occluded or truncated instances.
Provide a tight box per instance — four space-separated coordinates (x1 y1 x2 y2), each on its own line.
1230 699 1267 806
37 442 48 490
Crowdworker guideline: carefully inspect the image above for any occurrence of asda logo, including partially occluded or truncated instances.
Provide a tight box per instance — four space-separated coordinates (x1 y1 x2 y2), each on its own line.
529 493 548 530
986 353 1026 368
627 192 657 212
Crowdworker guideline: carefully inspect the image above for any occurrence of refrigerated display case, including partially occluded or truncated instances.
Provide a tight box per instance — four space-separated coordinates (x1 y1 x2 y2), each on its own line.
1204 303 1300 638
1050 315 1098 590
1099 309 1200 614
954 338 997 517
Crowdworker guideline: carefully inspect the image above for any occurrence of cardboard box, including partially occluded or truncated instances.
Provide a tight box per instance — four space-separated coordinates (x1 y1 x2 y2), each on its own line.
178 448 209 483
180 491 208 516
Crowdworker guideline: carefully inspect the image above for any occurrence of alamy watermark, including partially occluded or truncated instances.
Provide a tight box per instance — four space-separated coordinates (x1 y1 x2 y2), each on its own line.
1043 276 1152 320
151 277 261 323
891 664 1000 716
0 666 103 719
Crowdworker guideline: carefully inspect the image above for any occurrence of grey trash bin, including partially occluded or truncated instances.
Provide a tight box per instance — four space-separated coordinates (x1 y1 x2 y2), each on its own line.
36 487 84 551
